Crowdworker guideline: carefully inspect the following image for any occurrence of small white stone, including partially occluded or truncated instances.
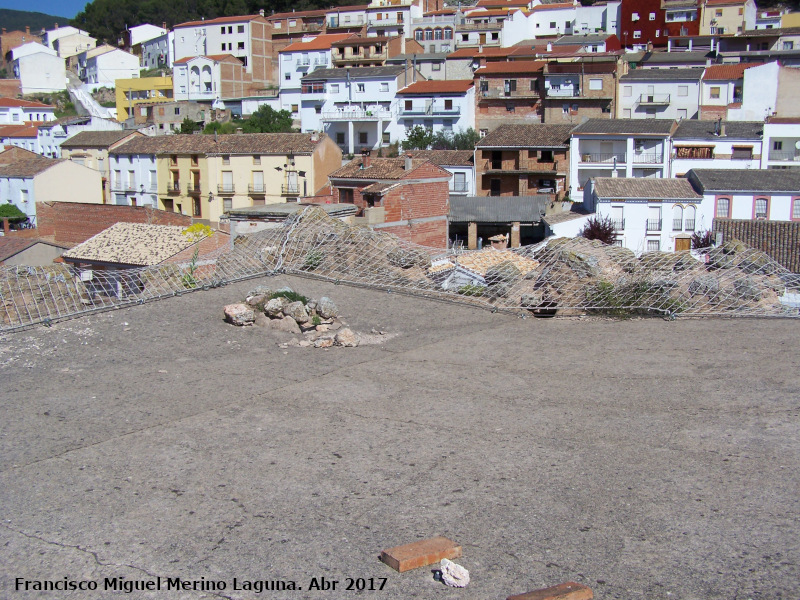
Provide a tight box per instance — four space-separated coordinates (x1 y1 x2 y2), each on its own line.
440 558 469 588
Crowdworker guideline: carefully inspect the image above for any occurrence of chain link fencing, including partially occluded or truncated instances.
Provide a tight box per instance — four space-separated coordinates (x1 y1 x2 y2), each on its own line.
2 206 799 332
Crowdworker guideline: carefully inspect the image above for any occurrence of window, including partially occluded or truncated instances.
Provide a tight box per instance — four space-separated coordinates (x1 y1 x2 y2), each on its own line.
454 172 466 192
253 155 261 165
491 32 498 41
462 34 468 41
415 30 423 41
530 79 537 91
228 26 233 33
562 104 569 115
623 85 632 97
193 197 201 217
380 82 389 92
434 28 443 40
356 83 365 93
285 72 291 80
443 119 452 131
716 197 730 219
432 62 441 71
623 108 632 118
731 146 753 160
291 104 298 113
774 141 783 150
221 26 226 34
191 154 198 166
793 198 800 221
174 107 181 115
631 12 639 21
359 132 368 144
647 239 660 252
490 178 501 195
238 42 245 50
738 7 744 15
649 12 656 20
480 129 488 138
20 189 29 204
340 188 354 203
504 79 517 94
715 9 723 17
223 197 232 211
672 205 683 231
633 31 641 39
330 83 339 93
754 197 768 219
336 132 345 144
315 105 322 114
444 99 453 110
589 78 602 90
221 43 227 51
382 132 390 144
222 155 230 165
549 21 556 29
479 80 488 92
783 41 794 50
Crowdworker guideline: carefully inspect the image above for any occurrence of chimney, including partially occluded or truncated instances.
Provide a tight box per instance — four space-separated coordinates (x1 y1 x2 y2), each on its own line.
162 22 167 30
546 42 552 52
720 121 726 137
361 148 371 167
2 28 6 35
310 131 319 142
236 127 244 134
259 8 265 17
404 152 412 171
54 22 58 29
646 40 653 53
25 26 30 35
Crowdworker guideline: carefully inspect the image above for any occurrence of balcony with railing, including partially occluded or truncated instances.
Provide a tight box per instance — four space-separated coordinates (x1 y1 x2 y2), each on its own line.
452 181 469 193
321 107 393 121
248 183 267 194
632 152 663 164
545 86 580 98
187 183 201 195
579 153 627 164
399 103 461 116
636 94 671 106
611 218 625 231
217 184 235 194
479 88 540 100
332 50 387 63
482 159 560 173
768 150 800 161
684 219 695 231
456 21 502 30
167 181 181 194
111 181 137 193
673 218 683 231
646 218 662 232
281 184 301 196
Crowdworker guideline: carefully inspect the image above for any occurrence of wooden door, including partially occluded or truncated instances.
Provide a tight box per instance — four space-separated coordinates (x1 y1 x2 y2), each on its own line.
675 238 691 252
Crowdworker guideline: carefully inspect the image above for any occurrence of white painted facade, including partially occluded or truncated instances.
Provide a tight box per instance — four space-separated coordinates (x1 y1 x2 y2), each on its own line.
141 32 175 70
671 134 762 175
107 151 159 208
574 0 620 34
727 61 781 121
618 73 701 120
396 86 476 141
42 26 88 50
37 117 124 159
529 1 579 37
327 7 367 29
10 41 55 61
0 101 56 124
84 49 140 89
53 32 97 59
128 24 168 47
698 190 799 222
12 51 66 95
761 121 800 169
173 17 258 75
365 3 422 38
411 14 457 54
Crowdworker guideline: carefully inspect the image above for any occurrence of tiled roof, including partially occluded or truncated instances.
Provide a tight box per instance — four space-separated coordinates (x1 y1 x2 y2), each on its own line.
542 205 591 226
592 177 701 200
111 133 329 156
0 97 54 109
301 65 405 80
449 195 549 223
0 238 66 263
705 0 747 5
702 63 755 80
465 8 519 17
712 219 800 273
175 14 264 28
62 223 206 266
0 146 59 177
687 169 800 193
227 202 357 218
672 120 763 140
60 130 142 149
396 80 473 94
528 2 576 10
331 35 389 45
476 0 529 7
404 150 474 166
267 8 330 19
620 68 705 81
330 157 440 180
282 34 355 52
553 34 609 44
476 123 574 148
174 54 241 64
571 118 676 135
0 123 40 138
474 60 546 75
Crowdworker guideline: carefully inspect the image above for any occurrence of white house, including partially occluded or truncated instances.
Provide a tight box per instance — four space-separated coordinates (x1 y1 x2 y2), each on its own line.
107 146 159 208
0 98 56 124
686 168 800 223
140 31 175 70
127 24 168 47
37 116 125 159
406 149 475 196
584 176 705 253
617 68 703 120
365 0 422 38
327 6 368 29
528 0 579 37
727 61 800 121
569 118 675 198
41 25 89 50
172 54 247 102
11 45 66 95
277 34 355 121
671 120 763 175
299 65 419 153
395 80 475 141
574 0 620 35
0 123 39 153
410 12 457 54
760 118 800 169
698 63 753 120
82 47 140 89
52 32 97 59
0 146 103 225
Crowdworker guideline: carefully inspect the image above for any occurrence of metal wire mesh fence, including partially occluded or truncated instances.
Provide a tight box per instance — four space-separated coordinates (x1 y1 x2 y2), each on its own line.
2 206 799 332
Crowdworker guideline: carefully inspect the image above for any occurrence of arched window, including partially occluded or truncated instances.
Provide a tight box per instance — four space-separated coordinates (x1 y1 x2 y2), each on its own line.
716 197 730 219
444 27 453 39
201 65 213 92
672 204 683 231
685 205 696 230
415 29 423 41
190 66 201 92
434 28 443 40
754 197 768 219
425 28 433 40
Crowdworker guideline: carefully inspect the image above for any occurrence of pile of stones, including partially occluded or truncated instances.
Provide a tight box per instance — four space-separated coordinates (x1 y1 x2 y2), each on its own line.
223 285 360 348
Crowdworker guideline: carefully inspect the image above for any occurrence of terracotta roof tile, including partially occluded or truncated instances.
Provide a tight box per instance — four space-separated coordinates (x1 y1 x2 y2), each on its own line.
404 150 474 166
0 146 59 177
331 35 390 45
60 130 143 149
0 97 54 109
475 60 547 75
281 34 356 52
712 219 800 273
330 157 445 180
175 14 264 28
592 177 701 200
0 123 40 138
111 133 330 156
702 63 755 80
396 80 473 94
476 124 574 148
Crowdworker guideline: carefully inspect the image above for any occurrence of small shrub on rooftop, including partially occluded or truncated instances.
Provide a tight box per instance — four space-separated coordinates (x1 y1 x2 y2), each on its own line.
691 229 716 250
579 215 617 246
269 290 309 304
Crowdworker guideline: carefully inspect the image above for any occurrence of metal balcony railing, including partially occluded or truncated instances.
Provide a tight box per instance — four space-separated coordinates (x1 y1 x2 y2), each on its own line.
579 153 626 163
545 87 580 97
632 153 663 164
646 219 662 231
673 218 683 231
482 159 559 172
636 94 670 105
768 150 800 161
167 181 181 194
281 184 300 195
611 218 625 231
187 183 201 195
400 105 461 116
684 219 695 231
248 183 266 194
217 184 235 194
321 109 393 121
479 89 540 99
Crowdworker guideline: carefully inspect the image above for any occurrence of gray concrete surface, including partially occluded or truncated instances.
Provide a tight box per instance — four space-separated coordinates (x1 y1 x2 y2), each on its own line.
1 275 798 600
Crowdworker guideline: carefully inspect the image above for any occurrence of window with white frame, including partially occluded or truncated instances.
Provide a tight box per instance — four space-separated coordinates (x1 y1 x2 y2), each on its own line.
754 197 768 219
589 78 602 90
632 12 639 21
623 85 632 97
647 239 660 252
380 82 389 92
356 83 365 93
793 198 800 220
678 85 688 96
649 12 656 20
716 197 730 218
633 31 641 38
330 83 339 93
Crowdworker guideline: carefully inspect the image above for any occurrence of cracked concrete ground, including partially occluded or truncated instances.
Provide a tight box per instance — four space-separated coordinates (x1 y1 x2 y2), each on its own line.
1 275 799 600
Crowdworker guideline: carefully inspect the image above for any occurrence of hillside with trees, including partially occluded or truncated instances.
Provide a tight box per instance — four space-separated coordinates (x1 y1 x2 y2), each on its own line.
0 9 67 33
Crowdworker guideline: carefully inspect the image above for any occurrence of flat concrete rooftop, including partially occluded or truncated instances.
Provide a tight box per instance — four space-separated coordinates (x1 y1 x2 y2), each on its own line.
1 275 798 599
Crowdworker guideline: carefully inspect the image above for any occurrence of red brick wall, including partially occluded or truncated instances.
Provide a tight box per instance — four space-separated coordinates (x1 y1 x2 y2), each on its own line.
35 202 192 245
378 219 447 248
383 180 449 222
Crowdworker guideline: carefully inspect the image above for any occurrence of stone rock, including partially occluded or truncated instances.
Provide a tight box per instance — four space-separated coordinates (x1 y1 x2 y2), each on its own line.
485 260 521 298
520 291 545 308
688 274 720 296
224 303 255 326
246 294 267 308
247 285 272 298
284 301 310 324
563 250 600 278
734 277 762 301
317 296 339 319
440 559 469 588
334 328 359 347
298 340 312 348
265 297 289 318
305 300 317 313
328 321 342 331
270 316 302 334
388 247 431 269
314 337 335 348
254 312 271 327
275 286 294 295
316 324 330 332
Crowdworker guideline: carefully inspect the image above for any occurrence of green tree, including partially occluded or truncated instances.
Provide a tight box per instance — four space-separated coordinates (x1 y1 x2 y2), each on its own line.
179 117 200 134
202 120 240 134
0 204 28 222
401 125 434 151
242 105 294 133
452 128 480 150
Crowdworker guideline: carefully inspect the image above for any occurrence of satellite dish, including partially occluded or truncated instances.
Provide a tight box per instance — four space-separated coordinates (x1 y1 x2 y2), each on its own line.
795 141 800 150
